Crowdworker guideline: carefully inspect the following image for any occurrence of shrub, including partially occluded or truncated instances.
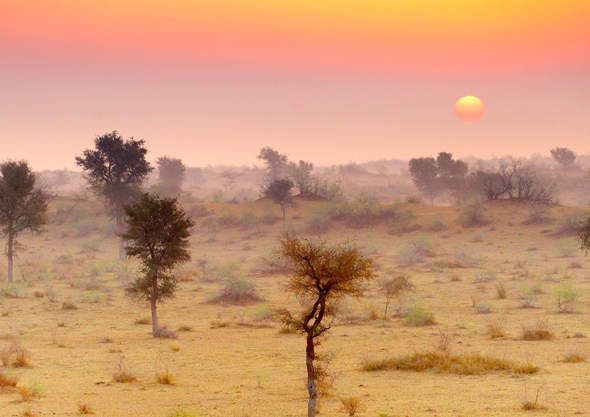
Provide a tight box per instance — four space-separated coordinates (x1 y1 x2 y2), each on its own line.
62 301 78 311
210 279 261 305
305 213 334 234
77 402 94 415
523 202 552 225
555 283 579 313
0 368 19 387
486 319 506 339
495 283 507 299
1 342 31 368
521 320 555 341
340 396 362 416
397 238 436 266
460 203 490 228
562 352 585 363
113 357 137 383
17 381 43 401
153 326 178 340
551 211 588 237
361 351 534 375
404 305 436 326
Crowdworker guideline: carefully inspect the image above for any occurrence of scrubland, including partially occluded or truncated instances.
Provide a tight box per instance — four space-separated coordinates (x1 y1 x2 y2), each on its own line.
1 196 589 416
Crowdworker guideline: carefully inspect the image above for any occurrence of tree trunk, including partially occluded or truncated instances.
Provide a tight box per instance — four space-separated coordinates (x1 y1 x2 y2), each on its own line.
150 275 159 337
281 205 286 226
429 194 435 206
7 232 14 283
116 213 125 261
306 334 317 417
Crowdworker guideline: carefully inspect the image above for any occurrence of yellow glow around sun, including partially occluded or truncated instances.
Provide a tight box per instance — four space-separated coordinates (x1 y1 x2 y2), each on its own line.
454 96 485 122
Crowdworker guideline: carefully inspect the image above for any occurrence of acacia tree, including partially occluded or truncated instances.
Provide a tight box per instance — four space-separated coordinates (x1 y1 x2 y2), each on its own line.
75 131 152 259
262 178 294 225
379 274 414 320
121 193 194 337
580 216 590 254
0 161 49 283
274 233 377 417
156 156 186 196
408 157 440 204
258 146 289 181
550 147 576 169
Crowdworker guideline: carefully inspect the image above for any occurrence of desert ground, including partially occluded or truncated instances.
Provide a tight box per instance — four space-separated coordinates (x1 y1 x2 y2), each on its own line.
1 197 589 416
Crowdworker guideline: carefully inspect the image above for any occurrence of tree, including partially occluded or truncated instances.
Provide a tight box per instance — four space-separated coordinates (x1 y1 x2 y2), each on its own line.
262 178 295 225
409 153 468 205
121 193 194 337
550 147 576 169
219 169 242 191
289 160 314 196
0 161 49 282
75 131 152 260
378 274 414 320
408 157 440 205
257 147 289 181
156 156 185 196
580 216 590 254
274 233 377 417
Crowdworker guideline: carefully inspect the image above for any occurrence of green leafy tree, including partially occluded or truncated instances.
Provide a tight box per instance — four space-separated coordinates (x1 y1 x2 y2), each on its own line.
274 233 378 417
580 216 590 255
75 131 152 259
257 146 289 181
0 161 49 282
156 156 186 196
409 157 440 204
121 193 194 337
550 147 576 169
262 178 294 225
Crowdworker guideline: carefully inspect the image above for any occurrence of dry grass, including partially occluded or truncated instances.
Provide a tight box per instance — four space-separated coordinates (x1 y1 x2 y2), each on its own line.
0 368 20 387
340 396 362 416
562 352 585 363
1 342 31 368
77 402 94 414
361 351 536 375
17 381 43 401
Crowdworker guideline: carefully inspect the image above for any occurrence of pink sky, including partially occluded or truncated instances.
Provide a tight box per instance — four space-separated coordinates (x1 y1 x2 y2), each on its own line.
1 1 589 169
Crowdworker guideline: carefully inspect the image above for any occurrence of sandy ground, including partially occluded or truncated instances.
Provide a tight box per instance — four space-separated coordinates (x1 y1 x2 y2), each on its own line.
1 199 589 416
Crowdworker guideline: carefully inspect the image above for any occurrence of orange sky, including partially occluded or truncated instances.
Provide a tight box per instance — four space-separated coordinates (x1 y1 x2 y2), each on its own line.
1 0 589 168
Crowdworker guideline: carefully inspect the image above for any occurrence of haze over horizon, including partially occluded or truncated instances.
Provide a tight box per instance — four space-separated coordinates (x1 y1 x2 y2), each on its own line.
1 0 589 170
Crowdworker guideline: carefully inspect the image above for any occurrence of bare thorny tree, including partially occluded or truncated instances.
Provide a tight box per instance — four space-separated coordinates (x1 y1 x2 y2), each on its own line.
273 233 377 417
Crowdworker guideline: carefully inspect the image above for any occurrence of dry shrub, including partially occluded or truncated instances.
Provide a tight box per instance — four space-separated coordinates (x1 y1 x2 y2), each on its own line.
521 383 546 411
460 202 490 228
177 325 193 332
62 301 78 311
17 381 43 401
113 356 137 383
486 318 506 339
562 352 585 363
1 342 31 368
521 320 555 341
134 317 150 325
154 326 178 340
210 279 261 305
340 396 362 416
77 402 94 415
551 211 588 238
361 351 536 376
0 368 19 387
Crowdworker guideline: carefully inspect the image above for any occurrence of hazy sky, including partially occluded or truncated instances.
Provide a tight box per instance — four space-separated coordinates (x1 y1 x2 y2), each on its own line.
1 0 589 169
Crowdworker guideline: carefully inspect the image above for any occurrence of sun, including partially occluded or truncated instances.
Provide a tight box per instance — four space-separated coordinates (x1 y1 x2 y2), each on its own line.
454 96 485 122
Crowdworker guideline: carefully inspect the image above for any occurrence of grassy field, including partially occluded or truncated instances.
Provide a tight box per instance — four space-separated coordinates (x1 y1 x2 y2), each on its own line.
1 197 589 416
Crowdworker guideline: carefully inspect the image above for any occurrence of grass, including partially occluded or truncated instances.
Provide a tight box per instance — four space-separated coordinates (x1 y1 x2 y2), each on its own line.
562 352 585 363
17 381 44 401
77 402 94 414
340 396 362 416
361 351 538 375
0 368 19 387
